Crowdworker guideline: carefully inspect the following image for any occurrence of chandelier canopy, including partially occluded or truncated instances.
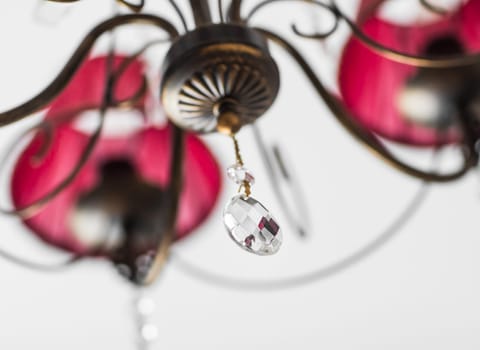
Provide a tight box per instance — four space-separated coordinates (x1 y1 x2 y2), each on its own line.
1 0 480 348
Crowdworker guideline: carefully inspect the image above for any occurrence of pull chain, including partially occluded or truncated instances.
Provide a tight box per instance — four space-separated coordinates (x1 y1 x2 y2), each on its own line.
223 126 283 256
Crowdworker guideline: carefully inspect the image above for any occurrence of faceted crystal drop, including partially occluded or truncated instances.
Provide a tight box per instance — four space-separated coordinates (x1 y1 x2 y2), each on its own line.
227 164 255 185
223 195 282 255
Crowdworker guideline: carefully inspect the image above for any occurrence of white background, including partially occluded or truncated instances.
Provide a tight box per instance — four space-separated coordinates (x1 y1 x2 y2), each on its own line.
0 0 479 349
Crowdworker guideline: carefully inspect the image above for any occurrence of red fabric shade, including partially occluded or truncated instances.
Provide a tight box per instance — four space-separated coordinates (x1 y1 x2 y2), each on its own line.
339 0 480 146
10 56 222 255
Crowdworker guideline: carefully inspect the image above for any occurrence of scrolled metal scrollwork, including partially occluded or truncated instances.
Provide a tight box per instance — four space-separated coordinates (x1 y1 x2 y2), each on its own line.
0 47 152 219
168 0 189 31
234 0 480 68
255 27 477 182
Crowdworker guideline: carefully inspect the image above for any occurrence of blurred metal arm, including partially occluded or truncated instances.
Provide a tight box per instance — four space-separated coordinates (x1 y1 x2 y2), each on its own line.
0 43 121 271
47 0 145 12
256 27 477 182
419 0 448 15
251 124 310 238
168 0 189 31
228 0 244 23
243 0 480 68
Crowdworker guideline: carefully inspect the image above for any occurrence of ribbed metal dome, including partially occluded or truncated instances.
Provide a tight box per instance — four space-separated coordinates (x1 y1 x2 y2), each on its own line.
161 24 280 133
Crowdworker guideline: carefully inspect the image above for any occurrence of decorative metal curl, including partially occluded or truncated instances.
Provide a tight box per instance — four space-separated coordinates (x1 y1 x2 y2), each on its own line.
358 0 450 16
227 0 244 23
218 0 225 23
419 0 449 15
358 0 450 21
0 108 184 282
237 0 480 68
47 0 145 13
291 18 340 39
0 14 178 128
256 27 477 182
251 124 310 238
143 124 185 286
0 248 80 272
0 47 116 271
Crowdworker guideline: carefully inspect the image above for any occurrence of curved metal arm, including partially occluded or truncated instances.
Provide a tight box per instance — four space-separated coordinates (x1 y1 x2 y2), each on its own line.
251 124 310 238
0 248 81 272
419 0 448 15
292 18 340 39
117 0 145 13
0 209 130 272
172 180 430 291
338 6 479 68
256 27 476 182
246 0 340 39
246 0 480 68
0 37 163 273
0 63 148 219
227 0 244 23
0 106 105 218
218 0 225 23
355 0 448 20
232 0 448 24
47 0 145 12
168 0 189 32
143 125 185 286
0 14 178 128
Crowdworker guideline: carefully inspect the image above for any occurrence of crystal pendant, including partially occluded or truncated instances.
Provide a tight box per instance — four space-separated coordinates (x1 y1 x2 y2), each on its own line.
227 164 255 185
223 195 282 255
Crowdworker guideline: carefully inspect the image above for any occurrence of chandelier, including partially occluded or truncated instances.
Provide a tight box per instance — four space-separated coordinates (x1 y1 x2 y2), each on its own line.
1 0 479 348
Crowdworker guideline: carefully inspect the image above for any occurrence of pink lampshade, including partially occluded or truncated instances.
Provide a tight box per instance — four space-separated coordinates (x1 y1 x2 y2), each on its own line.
339 0 480 146
10 56 222 255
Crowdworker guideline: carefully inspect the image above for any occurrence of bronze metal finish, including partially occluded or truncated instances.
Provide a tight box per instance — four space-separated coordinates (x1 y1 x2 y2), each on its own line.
173 181 431 290
47 0 145 12
217 110 242 135
256 27 477 182
161 24 280 133
228 0 244 23
144 125 185 286
0 78 147 219
169 0 189 31
190 0 213 26
15 0 480 186
0 14 177 127
240 0 480 68
0 0 479 296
